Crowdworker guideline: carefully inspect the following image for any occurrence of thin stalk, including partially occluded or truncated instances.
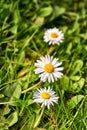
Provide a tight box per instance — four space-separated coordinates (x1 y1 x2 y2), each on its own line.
21 81 42 93
33 107 45 128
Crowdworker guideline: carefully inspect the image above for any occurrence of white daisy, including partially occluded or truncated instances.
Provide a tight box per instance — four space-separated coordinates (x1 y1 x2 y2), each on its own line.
34 55 63 83
33 87 59 109
44 27 64 45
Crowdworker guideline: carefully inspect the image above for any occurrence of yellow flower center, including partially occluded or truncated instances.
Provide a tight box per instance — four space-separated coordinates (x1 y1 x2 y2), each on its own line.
41 92 51 99
44 64 54 73
51 32 58 38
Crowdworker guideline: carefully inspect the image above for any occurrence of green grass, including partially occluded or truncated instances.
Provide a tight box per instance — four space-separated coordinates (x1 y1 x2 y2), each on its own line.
0 0 87 130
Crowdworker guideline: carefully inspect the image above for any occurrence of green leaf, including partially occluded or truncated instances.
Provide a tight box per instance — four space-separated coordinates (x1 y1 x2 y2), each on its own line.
4 82 21 99
38 6 53 17
35 17 44 27
66 42 72 55
27 99 34 106
12 84 21 99
79 33 87 40
70 75 81 81
17 51 25 62
60 75 69 90
3 107 10 115
71 60 83 75
13 9 21 24
50 6 65 21
54 6 65 16
0 94 4 98
67 95 84 110
70 78 85 93
10 24 18 34
6 111 18 127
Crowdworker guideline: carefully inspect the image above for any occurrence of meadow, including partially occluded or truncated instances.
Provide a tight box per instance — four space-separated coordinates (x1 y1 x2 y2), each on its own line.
0 0 87 130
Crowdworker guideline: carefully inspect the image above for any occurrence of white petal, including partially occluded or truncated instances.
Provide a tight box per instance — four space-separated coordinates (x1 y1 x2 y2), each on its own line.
52 58 58 65
50 73 54 82
54 67 63 71
47 74 51 83
35 62 44 67
39 72 49 82
43 28 64 45
54 62 62 67
53 71 63 78
33 87 59 109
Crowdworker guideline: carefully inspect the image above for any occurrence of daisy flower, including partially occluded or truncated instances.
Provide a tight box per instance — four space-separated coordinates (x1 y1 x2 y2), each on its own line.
44 27 64 45
33 87 59 109
34 55 63 83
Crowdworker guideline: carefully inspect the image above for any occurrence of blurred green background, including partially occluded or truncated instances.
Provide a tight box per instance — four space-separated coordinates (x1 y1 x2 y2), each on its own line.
0 0 87 130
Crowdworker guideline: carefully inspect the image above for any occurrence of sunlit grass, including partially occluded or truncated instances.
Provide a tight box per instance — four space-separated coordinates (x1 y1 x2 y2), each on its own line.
0 0 87 130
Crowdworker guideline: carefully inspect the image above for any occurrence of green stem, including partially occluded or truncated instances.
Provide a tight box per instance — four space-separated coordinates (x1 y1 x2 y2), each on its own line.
33 107 45 128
